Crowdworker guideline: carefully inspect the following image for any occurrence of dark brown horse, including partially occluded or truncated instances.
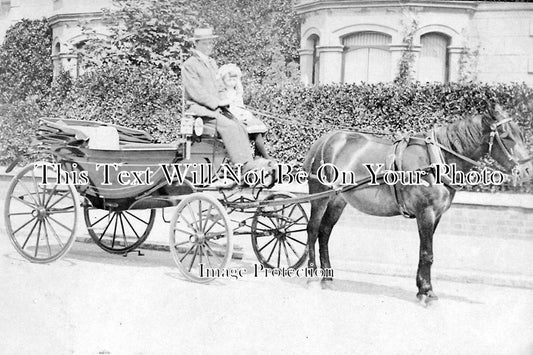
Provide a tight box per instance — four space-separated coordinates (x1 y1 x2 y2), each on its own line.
303 104 532 302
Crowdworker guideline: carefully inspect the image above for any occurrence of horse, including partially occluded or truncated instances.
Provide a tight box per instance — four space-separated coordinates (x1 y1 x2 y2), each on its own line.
303 104 532 302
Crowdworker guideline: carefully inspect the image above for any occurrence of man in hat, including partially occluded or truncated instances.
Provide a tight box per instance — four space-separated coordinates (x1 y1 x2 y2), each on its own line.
182 27 269 173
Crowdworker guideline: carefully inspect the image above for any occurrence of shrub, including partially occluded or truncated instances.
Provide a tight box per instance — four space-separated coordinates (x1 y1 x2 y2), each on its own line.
43 63 183 142
0 18 53 104
0 98 43 165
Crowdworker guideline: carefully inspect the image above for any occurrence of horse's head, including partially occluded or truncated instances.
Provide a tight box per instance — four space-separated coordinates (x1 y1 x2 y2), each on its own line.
484 104 532 182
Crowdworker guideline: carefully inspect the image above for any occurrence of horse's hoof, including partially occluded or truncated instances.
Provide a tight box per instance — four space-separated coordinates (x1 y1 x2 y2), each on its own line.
320 278 336 290
417 290 439 306
306 278 322 290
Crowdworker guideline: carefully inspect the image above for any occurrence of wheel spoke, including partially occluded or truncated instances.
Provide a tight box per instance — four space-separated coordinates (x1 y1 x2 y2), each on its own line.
188 245 199 272
277 239 282 267
43 219 52 257
258 237 276 252
98 212 116 241
12 194 38 209
118 213 128 248
284 215 306 229
121 212 141 240
18 178 40 206
285 228 308 234
284 238 300 258
286 236 306 246
173 240 190 248
48 215 73 233
197 200 204 232
111 212 119 248
282 239 291 267
44 217 64 248
48 206 75 214
173 227 194 235
88 211 109 228
8 211 34 216
205 241 225 265
202 204 213 231
44 184 58 207
34 220 43 257
201 245 212 268
179 243 196 263
256 219 276 231
47 191 72 210
21 219 39 249
124 211 149 225
12 215 37 236
31 169 43 205
186 203 200 232
266 239 279 263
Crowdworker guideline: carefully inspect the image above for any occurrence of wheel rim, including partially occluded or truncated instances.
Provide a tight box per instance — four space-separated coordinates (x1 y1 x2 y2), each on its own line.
251 193 309 269
4 163 78 263
169 193 233 283
84 207 155 254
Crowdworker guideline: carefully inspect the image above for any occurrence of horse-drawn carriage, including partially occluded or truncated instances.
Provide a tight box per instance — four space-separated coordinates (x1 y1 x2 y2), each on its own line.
4 105 532 300
4 114 309 283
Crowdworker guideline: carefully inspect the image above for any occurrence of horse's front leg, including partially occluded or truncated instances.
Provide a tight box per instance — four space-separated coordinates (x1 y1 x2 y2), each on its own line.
415 210 441 302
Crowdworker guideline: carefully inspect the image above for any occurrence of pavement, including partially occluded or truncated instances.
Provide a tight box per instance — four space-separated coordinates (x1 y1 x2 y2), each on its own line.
2 167 533 354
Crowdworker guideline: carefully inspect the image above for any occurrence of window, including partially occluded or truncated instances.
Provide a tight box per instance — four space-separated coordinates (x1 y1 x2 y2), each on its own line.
418 32 450 83
343 31 391 83
311 35 320 85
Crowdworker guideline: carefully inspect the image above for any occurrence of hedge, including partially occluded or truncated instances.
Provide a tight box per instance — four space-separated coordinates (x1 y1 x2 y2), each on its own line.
1 75 531 192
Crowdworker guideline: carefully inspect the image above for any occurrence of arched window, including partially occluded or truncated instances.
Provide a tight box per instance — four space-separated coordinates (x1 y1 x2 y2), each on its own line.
54 42 61 54
418 32 450 83
343 31 391 83
310 35 320 85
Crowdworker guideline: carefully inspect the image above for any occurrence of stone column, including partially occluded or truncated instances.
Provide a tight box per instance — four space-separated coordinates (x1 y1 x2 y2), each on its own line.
317 45 344 84
448 46 464 82
298 48 314 86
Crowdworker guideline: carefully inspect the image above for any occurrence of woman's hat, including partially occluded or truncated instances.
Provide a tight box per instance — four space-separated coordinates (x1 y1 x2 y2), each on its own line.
189 27 219 41
219 63 242 78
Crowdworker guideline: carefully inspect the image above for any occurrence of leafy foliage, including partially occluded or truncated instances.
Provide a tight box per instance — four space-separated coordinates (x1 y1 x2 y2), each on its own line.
43 63 183 143
0 98 43 164
0 18 53 104
197 0 300 85
80 0 199 70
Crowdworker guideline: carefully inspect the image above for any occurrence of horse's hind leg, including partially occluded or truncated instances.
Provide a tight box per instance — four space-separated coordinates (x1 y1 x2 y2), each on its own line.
416 210 441 302
318 197 347 281
307 197 328 271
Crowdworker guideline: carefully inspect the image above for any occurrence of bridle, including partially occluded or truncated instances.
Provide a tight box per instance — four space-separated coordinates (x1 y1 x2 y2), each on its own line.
487 117 532 167
423 116 531 177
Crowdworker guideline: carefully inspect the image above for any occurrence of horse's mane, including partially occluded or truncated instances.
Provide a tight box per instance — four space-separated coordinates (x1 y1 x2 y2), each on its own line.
433 114 487 155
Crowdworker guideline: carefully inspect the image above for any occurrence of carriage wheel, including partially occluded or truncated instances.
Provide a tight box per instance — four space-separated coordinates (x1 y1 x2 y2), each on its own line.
169 193 233 283
251 192 309 269
84 207 155 254
4 163 79 263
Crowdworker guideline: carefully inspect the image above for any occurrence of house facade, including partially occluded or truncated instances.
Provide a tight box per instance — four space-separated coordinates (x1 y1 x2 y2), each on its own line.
0 0 110 77
295 0 533 85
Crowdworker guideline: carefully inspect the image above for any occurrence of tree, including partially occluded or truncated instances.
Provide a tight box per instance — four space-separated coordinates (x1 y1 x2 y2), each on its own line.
80 0 199 71
197 0 300 84
0 18 53 103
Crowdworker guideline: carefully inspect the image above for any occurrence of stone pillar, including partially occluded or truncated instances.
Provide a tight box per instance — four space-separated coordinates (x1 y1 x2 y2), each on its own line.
448 46 464 82
298 48 314 86
317 45 344 84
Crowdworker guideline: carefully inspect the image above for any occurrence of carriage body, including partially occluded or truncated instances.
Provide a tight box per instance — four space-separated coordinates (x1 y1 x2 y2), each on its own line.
4 116 309 282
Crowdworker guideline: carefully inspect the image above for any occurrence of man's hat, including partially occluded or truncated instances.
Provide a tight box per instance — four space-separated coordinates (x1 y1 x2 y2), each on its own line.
189 27 219 41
